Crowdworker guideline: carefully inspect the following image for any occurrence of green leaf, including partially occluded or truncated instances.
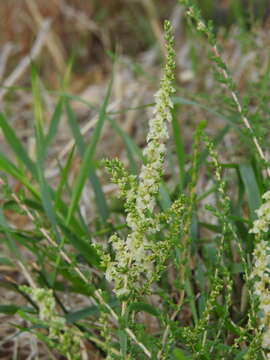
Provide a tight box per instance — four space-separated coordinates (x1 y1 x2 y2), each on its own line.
55 267 94 295
109 117 143 174
25 193 87 239
127 302 160 317
235 349 248 359
65 96 110 223
0 256 13 266
55 147 75 210
0 207 22 259
37 167 59 235
173 348 190 360
0 153 38 197
118 330 128 358
65 100 85 154
0 305 19 315
41 98 63 161
172 106 185 190
0 113 37 178
0 305 35 315
31 66 45 156
239 163 261 221
173 96 237 126
59 223 100 268
0 278 38 310
185 277 198 324
159 183 171 210
88 171 109 223
65 305 99 323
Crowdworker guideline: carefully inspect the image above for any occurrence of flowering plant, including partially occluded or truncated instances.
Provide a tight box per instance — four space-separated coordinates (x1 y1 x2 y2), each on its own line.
99 21 185 299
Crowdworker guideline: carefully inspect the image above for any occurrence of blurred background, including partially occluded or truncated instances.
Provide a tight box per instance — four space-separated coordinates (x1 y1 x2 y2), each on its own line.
1 0 269 87
1 0 270 160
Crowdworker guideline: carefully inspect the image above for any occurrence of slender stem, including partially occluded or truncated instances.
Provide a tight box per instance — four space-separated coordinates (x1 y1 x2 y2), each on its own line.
211 45 270 178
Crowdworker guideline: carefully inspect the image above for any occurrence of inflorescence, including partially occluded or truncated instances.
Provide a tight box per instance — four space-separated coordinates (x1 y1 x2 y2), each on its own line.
250 191 270 356
99 20 180 298
20 286 82 360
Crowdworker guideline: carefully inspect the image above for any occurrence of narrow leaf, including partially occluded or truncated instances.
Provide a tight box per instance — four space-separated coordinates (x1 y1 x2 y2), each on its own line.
172 106 185 189
128 302 160 317
239 163 261 221
0 113 37 178
59 223 100 267
67 78 113 224
65 100 109 222
41 99 63 160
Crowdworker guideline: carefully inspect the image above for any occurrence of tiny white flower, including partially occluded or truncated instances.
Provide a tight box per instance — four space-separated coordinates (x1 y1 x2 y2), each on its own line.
197 21 206 31
263 191 270 200
263 330 270 348
251 191 270 353
101 21 176 297
186 7 194 17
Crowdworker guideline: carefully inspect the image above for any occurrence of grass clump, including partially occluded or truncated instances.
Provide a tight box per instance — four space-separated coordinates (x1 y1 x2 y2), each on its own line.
2 1 270 359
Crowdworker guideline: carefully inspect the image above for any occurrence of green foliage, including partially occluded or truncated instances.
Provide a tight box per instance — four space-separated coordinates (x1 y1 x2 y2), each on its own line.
1 3 270 359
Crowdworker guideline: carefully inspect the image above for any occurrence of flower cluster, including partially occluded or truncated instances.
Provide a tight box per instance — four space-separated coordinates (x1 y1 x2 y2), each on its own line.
20 286 82 360
250 191 270 356
250 191 270 234
101 21 178 297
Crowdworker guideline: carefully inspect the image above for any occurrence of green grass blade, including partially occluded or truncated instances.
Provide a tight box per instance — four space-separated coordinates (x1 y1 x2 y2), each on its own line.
32 87 61 240
89 171 109 222
59 223 100 268
0 305 34 315
108 117 142 174
159 183 171 210
55 147 75 210
37 168 60 239
127 302 161 317
42 99 63 160
65 305 99 323
0 208 21 259
66 78 113 224
173 96 237 125
239 162 261 221
0 113 37 178
185 277 198 325
65 100 85 154
0 152 38 197
118 329 128 358
54 159 90 236
31 66 45 157
172 105 186 190
65 99 109 222
23 195 87 240
173 348 190 359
